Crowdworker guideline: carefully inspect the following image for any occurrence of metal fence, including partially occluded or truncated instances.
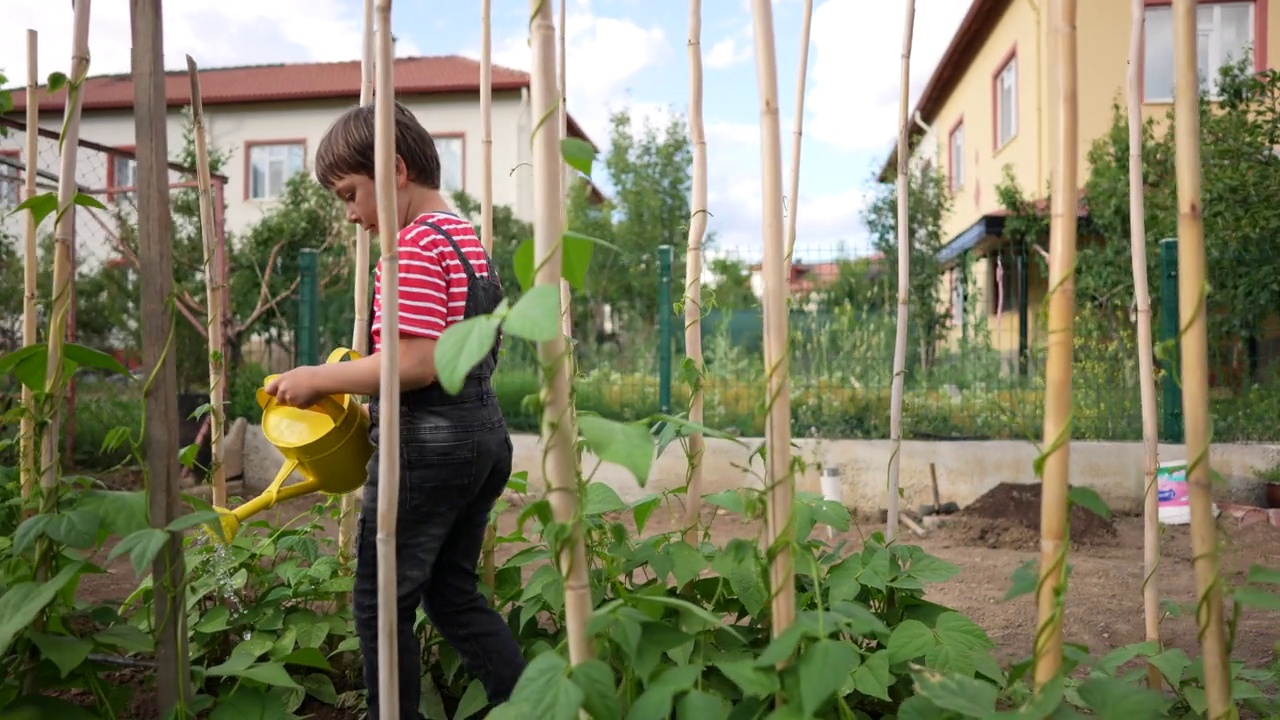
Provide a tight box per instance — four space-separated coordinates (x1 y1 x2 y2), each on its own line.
0 117 228 464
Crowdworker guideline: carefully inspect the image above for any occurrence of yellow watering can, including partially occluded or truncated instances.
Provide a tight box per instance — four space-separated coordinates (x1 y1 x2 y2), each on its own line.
210 348 374 542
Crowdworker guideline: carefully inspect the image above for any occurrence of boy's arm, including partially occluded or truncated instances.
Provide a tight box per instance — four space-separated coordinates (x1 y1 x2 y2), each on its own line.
310 335 438 397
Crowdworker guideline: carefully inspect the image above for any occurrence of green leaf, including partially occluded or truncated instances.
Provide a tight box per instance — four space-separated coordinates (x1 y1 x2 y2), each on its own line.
676 690 726 720
1067 485 1111 519
108 528 169 576
665 541 707 586
584 482 629 516
850 649 892 701
631 496 661 535
72 192 106 210
302 673 338 705
503 284 562 341
0 562 84 656
1005 559 1038 601
887 618 936 663
30 632 93 678
912 669 998 716
0 341 128 392
435 313 504 394
166 510 222 533
454 678 489 720
570 658 619 720
208 660 302 689
1149 647 1191 687
1246 564 1280 585
506 651 582 720
717 659 780 697
1231 586 1280 610
513 239 535 292
93 623 154 653
1076 676 1172 719
178 443 200 468
797 639 859 717
560 137 596 177
0 694 100 720
279 647 332 670
9 192 56 227
562 232 596 289
578 415 654 485
46 71 69 92
208 684 288 720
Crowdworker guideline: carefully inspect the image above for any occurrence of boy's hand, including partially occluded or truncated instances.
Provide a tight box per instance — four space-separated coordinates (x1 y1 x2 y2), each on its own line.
264 366 328 409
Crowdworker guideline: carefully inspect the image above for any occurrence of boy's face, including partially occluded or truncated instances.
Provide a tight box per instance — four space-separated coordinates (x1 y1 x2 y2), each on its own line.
330 173 382 234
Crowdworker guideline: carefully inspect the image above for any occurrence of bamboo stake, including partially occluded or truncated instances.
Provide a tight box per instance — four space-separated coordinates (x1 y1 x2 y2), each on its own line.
531 0 592 665
681 0 708 546
886 0 916 542
372 0 402 713
19 29 38 506
750 0 796 638
41 0 91 491
186 56 227 510
557 0 574 346
1171 0 1232 714
479 0 498 605
780 0 813 283
1127 0 1163 691
339 0 376 563
480 0 494 255
1034 0 1079 691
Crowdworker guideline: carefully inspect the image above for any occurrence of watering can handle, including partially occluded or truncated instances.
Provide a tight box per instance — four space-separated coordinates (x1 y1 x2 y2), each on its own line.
327 347 362 364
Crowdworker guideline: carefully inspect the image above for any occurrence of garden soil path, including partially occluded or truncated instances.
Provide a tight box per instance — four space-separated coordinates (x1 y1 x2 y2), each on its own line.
73 479 1280 716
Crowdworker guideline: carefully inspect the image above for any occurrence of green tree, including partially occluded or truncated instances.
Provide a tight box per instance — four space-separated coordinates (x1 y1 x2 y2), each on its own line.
861 159 952 370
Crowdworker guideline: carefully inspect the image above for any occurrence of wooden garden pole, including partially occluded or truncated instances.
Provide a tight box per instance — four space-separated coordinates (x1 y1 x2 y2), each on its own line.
480 0 494 255
339 0 376 563
372 0 402 713
557 0 574 346
131 0 193 711
41 1 92 491
885 0 916 543
1127 0 1163 691
531 0 593 665
479 0 499 605
749 0 796 638
781 0 813 283
1034 0 1079 691
1171 0 1232 714
681 0 708 546
19 29 38 505
186 55 227 510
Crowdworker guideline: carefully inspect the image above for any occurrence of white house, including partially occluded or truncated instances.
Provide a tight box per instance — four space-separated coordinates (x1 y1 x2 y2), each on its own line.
1 55 600 267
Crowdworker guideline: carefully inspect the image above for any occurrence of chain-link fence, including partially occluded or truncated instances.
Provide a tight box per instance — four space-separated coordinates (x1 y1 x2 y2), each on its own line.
0 117 228 465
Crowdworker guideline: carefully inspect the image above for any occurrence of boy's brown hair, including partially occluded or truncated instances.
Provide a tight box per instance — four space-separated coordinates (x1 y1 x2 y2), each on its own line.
315 101 442 190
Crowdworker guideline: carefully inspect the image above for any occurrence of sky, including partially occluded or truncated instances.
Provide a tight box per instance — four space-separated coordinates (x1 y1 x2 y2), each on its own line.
0 0 972 262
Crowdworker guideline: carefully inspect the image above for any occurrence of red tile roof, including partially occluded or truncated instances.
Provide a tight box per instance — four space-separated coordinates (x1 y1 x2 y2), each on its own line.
878 0 1014 181
9 55 597 149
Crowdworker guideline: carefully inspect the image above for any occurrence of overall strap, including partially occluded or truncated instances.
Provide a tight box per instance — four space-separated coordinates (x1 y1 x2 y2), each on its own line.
417 219 489 282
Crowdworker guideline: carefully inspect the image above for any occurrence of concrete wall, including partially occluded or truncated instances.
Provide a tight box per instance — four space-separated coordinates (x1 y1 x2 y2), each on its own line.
235 425 1280 514
512 434 1280 514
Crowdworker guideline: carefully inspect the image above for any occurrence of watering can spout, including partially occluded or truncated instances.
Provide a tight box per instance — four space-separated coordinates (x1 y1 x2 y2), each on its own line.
208 348 374 542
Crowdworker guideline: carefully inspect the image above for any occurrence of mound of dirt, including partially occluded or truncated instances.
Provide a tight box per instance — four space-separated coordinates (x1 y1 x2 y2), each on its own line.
945 482 1118 551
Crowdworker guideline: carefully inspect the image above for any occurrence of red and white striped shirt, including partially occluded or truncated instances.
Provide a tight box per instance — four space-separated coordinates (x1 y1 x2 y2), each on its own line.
370 212 491 352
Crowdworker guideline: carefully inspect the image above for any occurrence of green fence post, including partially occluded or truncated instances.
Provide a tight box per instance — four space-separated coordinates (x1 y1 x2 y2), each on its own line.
657 245 673 414
298 248 319 367
1158 238 1183 443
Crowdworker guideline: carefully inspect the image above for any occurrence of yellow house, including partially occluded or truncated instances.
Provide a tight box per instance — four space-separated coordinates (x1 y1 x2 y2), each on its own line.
881 0 1273 368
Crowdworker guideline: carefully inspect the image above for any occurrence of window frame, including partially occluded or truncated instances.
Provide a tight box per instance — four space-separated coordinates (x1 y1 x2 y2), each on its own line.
432 132 466 194
0 149 22 208
992 47 1019 151
106 146 137 204
948 118 965 192
1141 0 1266 104
244 139 308 202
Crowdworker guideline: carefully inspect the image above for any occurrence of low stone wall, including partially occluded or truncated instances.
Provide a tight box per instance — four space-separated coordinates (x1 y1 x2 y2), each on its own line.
232 425 1279 513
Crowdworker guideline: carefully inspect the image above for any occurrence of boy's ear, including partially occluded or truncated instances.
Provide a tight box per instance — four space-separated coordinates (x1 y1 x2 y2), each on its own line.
394 155 408 187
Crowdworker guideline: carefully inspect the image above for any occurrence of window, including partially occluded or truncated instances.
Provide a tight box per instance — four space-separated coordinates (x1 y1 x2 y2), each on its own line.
109 152 137 202
434 135 464 193
247 142 305 200
0 150 20 208
1144 2 1254 102
948 122 965 191
994 54 1018 149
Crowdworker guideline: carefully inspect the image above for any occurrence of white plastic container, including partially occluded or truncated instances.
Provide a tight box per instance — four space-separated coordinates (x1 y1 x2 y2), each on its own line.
820 466 842 503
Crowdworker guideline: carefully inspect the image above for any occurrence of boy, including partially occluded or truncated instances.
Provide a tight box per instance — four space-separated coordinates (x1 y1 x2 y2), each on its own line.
263 102 525 719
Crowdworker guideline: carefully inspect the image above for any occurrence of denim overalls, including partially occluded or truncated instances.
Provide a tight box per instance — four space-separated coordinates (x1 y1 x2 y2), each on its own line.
354 219 526 719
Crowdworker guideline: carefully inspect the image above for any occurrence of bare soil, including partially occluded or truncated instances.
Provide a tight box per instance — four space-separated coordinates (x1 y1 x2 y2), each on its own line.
67 479 1280 718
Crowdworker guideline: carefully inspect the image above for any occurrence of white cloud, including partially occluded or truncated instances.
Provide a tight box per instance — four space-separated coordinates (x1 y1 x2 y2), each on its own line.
806 0 970 153
0 0 421 84
705 36 752 69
